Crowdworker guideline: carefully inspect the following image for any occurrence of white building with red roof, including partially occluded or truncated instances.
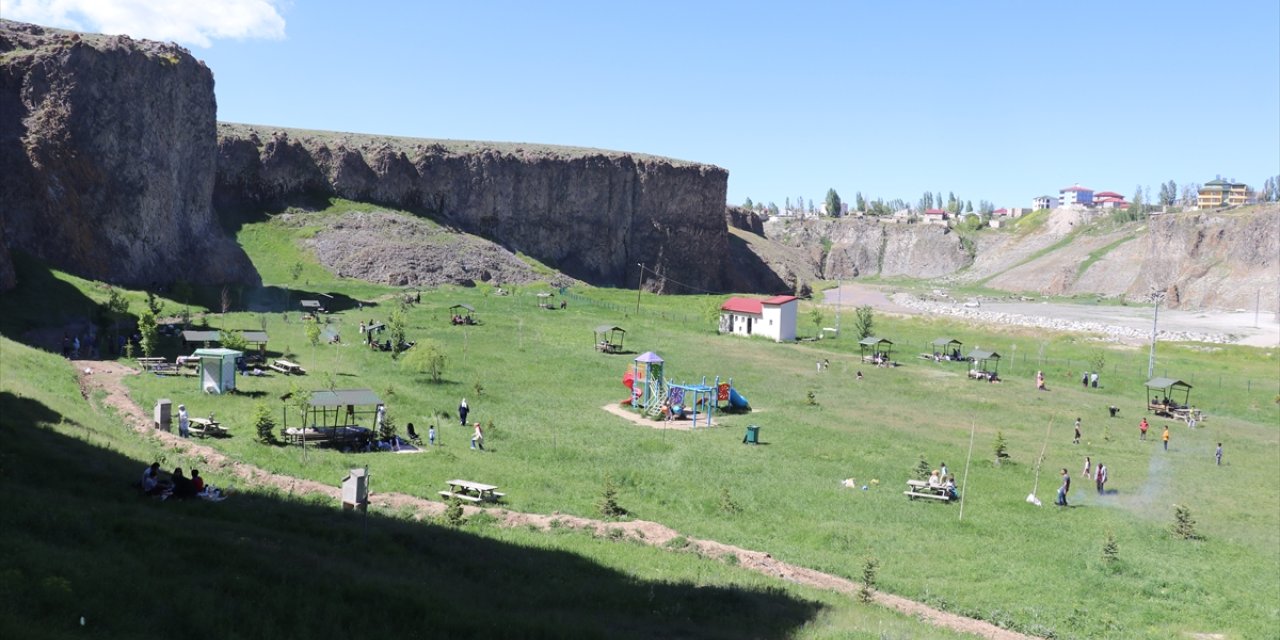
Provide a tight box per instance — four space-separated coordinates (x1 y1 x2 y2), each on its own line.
719 295 799 342
921 208 949 225
1058 185 1094 206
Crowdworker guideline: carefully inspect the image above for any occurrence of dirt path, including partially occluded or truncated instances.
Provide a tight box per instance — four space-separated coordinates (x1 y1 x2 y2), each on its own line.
75 360 1038 640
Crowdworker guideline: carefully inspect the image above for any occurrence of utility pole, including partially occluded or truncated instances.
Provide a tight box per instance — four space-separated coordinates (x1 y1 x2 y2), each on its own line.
1255 288 1261 328
635 263 644 315
834 279 841 336
1147 292 1164 380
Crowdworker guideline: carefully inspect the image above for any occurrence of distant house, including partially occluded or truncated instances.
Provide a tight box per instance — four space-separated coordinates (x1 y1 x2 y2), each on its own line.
1197 179 1251 208
1094 191 1128 209
1032 196 1054 210
1006 207 1029 217
993 208 1008 217
719 295 798 342
1059 185 1094 206
921 208 949 225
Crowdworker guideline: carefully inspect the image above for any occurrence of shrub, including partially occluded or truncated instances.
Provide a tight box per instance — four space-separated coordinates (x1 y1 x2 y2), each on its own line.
805 390 817 406
859 557 879 603
444 498 464 527
220 330 248 352
994 431 1010 465
1172 505 1199 540
403 339 447 383
854 305 874 339
598 475 626 519
718 488 741 515
1101 531 1119 563
379 409 397 441
914 456 931 481
253 404 276 445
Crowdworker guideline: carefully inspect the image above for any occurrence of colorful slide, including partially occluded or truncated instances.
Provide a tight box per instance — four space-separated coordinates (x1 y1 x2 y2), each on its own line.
728 387 749 410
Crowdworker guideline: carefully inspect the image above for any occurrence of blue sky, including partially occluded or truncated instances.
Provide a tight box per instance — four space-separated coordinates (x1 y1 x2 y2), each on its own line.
10 0 1280 208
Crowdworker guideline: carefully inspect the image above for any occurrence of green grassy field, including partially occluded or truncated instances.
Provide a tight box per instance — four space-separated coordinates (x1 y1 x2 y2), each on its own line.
2 208 1277 639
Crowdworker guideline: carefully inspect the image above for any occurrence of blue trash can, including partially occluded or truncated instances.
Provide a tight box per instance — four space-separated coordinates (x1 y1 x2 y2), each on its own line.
743 425 760 444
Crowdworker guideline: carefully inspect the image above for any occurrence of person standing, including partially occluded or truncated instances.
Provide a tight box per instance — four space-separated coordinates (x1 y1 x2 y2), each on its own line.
1082 456 1092 479
177 404 190 438
1095 463 1107 494
1036 370 1046 391
1081 372 1089 389
1139 417 1149 440
1073 418 1082 445
428 424 436 447
470 422 484 450
1056 468 1071 506
1162 425 1170 451
1215 443 1223 466
458 398 469 426
1090 372 1099 388
939 462 949 479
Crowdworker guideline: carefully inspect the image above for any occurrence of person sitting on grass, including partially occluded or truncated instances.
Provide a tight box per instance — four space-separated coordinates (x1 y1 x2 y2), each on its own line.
171 468 197 500
191 469 205 494
944 475 959 501
141 462 166 496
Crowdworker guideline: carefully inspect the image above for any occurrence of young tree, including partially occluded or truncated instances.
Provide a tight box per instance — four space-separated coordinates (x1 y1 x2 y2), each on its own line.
855 191 866 212
743 197 754 209
102 286 131 353
767 202 779 216
403 339 447 382
145 291 165 317
1129 185 1146 217
304 320 322 347
220 330 248 353
252 403 277 444
388 307 407 359
808 306 825 336
138 311 159 357
853 305 874 339
824 188 842 217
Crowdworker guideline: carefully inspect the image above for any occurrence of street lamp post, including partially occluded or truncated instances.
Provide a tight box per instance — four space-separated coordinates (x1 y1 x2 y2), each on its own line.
635 263 644 315
1147 292 1165 379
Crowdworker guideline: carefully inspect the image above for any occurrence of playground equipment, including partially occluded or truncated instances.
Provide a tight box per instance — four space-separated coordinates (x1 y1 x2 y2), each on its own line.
621 351 749 428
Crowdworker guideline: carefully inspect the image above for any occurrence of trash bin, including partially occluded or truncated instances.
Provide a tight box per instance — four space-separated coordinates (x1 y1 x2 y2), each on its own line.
743 425 760 445
153 398 172 432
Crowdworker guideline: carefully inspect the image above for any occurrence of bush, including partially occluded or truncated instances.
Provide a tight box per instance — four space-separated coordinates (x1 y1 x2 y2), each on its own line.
859 557 879 603
914 456 931 481
598 475 626 519
1172 504 1199 540
1101 531 1119 563
718 488 741 515
444 498 464 527
253 404 276 445
994 431 1010 465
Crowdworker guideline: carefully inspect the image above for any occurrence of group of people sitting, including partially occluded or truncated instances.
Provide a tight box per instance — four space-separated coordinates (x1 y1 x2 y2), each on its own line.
140 462 208 500
931 348 963 362
451 314 477 325
927 468 960 501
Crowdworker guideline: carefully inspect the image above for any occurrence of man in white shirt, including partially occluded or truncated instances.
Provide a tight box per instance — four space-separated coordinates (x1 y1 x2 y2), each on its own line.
177 404 190 438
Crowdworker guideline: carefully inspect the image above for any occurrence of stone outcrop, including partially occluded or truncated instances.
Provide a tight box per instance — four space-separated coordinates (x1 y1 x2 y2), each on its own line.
215 124 733 293
0 20 257 292
762 217 972 280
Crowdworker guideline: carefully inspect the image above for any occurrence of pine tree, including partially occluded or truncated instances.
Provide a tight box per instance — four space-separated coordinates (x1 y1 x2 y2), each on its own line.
825 189 842 217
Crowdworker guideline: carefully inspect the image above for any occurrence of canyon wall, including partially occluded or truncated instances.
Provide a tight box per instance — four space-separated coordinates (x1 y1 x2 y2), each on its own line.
215 124 733 292
0 20 257 291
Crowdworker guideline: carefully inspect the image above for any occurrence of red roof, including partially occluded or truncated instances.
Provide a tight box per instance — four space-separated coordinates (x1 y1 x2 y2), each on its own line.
1060 185 1093 192
762 295 797 306
924 208 946 215
1095 191 1122 198
721 297 762 314
994 208 1008 214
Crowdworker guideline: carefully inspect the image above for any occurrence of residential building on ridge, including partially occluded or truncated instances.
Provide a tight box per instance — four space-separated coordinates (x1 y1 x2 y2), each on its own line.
1093 191 1129 209
1197 179 1251 208
1058 185 1094 207
1032 195 1055 210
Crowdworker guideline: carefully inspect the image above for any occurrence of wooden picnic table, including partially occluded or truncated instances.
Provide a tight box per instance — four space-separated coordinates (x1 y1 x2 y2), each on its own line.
904 479 953 501
188 417 226 438
439 479 505 504
269 359 306 375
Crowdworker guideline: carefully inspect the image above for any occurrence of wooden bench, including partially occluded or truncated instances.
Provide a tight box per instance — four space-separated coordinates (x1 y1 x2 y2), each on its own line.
438 491 482 503
905 479 954 501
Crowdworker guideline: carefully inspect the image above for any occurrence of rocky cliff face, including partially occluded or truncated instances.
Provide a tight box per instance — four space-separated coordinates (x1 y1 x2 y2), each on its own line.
762 217 972 280
215 124 733 293
0 20 257 292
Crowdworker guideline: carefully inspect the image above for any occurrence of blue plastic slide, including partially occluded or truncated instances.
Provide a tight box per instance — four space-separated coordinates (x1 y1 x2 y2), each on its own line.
728 387 749 409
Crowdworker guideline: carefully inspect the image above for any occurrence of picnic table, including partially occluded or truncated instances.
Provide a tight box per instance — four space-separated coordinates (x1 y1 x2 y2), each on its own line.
269 359 306 375
904 479 952 502
188 417 227 438
137 357 177 373
438 479 505 504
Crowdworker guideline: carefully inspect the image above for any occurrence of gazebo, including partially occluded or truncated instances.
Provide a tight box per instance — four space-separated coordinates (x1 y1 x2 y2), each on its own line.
192 348 242 394
858 337 895 365
449 304 477 325
965 349 1001 380
282 388 383 449
182 330 221 349
931 338 963 360
1145 378 1193 417
594 325 626 353
241 330 269 360
536 292 555 309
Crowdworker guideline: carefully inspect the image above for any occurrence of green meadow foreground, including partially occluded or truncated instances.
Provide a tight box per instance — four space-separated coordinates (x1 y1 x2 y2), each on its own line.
1 212 1277 638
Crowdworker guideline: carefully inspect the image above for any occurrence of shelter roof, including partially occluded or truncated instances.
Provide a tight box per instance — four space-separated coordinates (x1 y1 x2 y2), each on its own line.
931 337 962 346
182 330 220 342
634 351 664 364
721 297 762 314
241 331 268 343
858 337 893 346
300 300 322 309
967 349 1001 360
536 292 553 298
595 325 626 334
1145 377 1192 390
449 303 475 312
192 348 243 357
309 389 382 407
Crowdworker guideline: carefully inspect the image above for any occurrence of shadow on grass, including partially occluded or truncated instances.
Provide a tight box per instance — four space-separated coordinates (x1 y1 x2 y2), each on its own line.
0 391 825 639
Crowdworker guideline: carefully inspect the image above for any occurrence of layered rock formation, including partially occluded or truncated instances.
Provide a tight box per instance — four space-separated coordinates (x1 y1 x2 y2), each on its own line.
215 124 733 293
763 217 972 280
0 20 257 291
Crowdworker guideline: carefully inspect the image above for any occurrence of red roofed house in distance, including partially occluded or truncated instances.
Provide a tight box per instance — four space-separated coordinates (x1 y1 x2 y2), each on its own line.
719 295 799 342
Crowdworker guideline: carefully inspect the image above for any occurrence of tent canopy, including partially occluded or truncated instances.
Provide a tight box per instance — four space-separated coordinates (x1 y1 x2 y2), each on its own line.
966 349 1001 361
596 325 626 334
858 337 893 347
449 304 475 313
634 351 664 364
931 337 962 347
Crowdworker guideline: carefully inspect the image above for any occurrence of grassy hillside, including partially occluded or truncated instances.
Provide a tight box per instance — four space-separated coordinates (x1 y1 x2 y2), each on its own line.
2 208 1277 639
